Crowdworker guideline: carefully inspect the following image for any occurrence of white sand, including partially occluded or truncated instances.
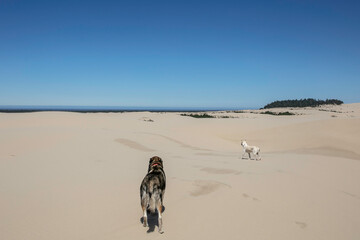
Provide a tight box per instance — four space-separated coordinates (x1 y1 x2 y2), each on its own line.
1 103 360 240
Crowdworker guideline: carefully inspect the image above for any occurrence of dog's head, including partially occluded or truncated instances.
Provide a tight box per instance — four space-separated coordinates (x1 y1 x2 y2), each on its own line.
148 156 164 172
241 140 247 147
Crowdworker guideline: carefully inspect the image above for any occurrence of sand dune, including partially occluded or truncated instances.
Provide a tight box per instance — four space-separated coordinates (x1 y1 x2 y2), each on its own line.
115 138 155 152
1 104 360 240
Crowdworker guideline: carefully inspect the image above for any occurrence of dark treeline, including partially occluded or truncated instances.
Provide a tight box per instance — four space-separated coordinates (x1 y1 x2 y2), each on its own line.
263 98 343 109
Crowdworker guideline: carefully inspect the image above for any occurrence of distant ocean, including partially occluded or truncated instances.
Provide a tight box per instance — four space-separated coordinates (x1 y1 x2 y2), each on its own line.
0 105 254 113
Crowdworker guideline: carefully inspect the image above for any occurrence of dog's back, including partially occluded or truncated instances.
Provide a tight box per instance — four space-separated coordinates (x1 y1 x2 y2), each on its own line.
140 168 166 213
140 156 166 233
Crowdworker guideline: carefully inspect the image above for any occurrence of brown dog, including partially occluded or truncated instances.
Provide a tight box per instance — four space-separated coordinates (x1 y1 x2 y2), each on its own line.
140 156 166 233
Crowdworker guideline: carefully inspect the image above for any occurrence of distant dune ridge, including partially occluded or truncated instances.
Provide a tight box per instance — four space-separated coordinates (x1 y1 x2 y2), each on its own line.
0 103 359 240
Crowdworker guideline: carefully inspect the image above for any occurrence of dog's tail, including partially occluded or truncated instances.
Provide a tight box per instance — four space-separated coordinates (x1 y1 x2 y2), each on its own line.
149 184 163 213
141 183 162 213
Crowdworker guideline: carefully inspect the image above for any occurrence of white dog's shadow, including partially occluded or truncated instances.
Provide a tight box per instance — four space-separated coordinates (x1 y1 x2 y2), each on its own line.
140 206 166 233
240 156 260 161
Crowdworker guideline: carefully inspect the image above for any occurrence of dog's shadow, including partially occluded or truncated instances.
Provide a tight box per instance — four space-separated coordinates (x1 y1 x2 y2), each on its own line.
240 156 254 160
140 206 166 233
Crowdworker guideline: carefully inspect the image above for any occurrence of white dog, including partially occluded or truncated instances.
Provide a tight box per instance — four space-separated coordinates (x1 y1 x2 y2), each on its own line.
241 140 261 160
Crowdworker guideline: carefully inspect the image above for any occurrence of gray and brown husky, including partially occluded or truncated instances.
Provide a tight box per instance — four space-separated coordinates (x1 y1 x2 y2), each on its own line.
140 156 166 233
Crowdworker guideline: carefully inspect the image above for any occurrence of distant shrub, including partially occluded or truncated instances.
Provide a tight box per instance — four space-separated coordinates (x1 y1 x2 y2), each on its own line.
263 98 343 109
318 109 341 113
277 111 295 115
218 115 237 118
260 111 295 116
180 113 215 118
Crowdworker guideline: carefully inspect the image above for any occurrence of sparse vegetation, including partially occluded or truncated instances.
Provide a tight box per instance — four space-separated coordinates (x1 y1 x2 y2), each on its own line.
180 113 215 118
217 115 237 118
263 98 343 109
318 109 341 113
260 111 295 116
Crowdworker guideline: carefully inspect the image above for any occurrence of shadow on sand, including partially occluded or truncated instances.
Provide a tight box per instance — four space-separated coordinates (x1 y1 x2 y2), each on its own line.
139 206 166 233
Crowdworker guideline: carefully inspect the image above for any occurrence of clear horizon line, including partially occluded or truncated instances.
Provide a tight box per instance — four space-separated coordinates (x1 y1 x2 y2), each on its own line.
0 104 258 110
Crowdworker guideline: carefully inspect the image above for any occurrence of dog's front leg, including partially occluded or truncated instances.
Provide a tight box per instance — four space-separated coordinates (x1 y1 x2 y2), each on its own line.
241 149 246 159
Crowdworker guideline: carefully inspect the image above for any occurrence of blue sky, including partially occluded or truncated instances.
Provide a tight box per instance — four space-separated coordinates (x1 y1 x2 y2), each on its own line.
1 0 359 108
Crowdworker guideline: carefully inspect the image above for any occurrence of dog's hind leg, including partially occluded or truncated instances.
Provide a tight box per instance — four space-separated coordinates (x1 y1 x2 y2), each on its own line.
140 187 149 227
142 204 148 227
156 201 164 234
256 149 261 161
